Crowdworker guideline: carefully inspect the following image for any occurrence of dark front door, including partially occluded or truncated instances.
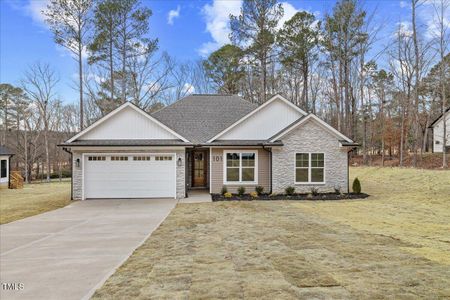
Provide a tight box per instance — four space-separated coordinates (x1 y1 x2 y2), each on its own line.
192 151 206 187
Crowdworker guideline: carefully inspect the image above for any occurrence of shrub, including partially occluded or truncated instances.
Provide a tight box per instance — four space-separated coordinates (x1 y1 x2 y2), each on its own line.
224 192 232 198
285 186 295 195
352 177 361 194
255 185 264 195
334 185 341 194
310 187 319 195
250 191 258 198
220 186 228 195
47 170 72 179
237 186 246 196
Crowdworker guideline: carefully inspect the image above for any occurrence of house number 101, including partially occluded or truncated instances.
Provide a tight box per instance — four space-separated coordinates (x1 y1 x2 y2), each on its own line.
212 155 223 162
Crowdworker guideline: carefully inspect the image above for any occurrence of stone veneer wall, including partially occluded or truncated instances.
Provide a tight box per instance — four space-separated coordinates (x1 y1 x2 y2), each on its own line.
72 149 185 200
272 120 349 193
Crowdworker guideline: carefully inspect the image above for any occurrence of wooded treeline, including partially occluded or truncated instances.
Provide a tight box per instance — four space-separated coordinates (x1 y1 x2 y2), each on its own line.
1 0 449 182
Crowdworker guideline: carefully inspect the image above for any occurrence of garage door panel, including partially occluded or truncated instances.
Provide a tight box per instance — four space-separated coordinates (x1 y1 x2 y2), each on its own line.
84 154 176 199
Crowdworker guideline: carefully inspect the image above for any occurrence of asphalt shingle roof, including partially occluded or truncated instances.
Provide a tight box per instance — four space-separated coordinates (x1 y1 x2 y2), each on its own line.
152 94 257 143
0 145 14 156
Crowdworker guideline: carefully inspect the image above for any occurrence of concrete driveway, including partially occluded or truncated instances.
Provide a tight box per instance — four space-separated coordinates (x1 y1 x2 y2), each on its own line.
0 198 177 300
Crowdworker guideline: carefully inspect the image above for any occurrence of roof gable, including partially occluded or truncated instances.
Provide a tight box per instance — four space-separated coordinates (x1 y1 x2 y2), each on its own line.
430 107 450 128
152 95 257 143
270 114 353 143
66 102 189 143
208 95 307 142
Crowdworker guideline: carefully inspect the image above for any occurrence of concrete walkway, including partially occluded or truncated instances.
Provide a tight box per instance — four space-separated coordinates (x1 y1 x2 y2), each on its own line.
0 198 177 300
179 190 212 203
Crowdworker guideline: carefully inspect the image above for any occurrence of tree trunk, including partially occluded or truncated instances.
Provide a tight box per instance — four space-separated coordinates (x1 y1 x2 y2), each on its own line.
44 121 50 182
412 0 420 167
261 52 267 104
78 20 84 131
2 95 7 145
109 21 114 104
302 58 309 111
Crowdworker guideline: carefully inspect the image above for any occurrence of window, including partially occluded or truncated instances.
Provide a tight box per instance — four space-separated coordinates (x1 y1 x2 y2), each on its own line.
155 156 172 161
1 160 6 178
295 153 324 183
88 156 106 161
224 151 257 183
111 156 128 161
133 156 151 161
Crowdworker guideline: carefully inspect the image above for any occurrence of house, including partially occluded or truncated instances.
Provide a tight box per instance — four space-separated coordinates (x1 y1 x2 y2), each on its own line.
0 145 14 189
430 107 450 153
60 94 358 200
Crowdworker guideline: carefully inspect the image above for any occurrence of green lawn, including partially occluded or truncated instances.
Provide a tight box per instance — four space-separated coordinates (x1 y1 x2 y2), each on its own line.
93 167 450 299
0 181 71 224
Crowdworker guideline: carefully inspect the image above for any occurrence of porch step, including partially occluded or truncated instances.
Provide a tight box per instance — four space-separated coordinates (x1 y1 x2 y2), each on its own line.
179 190 212 203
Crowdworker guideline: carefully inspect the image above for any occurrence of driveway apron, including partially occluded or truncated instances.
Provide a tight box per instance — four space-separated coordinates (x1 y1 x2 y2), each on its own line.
0 198 177 300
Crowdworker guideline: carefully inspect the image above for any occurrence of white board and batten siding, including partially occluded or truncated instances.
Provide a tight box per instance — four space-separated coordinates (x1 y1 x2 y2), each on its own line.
217 97 304 140
433 113 450 153
82 106 179 140
83 153 176 199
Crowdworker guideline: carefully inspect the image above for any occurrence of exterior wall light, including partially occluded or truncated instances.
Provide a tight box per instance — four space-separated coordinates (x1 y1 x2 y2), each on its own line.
75 158 80 168
177 157 182 167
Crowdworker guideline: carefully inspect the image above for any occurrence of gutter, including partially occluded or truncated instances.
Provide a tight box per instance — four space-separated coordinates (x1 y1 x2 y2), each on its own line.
62 147 73 200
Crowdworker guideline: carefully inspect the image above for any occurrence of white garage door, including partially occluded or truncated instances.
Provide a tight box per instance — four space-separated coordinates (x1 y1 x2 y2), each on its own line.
84 153 176 199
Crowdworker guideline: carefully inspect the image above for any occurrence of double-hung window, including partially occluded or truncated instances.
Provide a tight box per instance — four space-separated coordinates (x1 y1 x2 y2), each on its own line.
224 151 257 184
295 153 324 183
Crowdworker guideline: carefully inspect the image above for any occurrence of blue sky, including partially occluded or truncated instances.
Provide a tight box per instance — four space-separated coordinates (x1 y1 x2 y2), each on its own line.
0 0 440 104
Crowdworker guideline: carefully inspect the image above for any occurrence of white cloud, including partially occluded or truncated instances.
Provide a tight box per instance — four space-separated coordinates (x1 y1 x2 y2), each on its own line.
199 0 242 56
182 83 195 95
277 2 301 29
199 1 307 56
395 21 413 37
5 0 49 26
167 5 181 25
26 0 49 26
419 1 450 40
399 1 408 8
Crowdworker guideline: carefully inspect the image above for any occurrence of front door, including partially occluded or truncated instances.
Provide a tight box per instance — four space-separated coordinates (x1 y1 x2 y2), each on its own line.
192 151 206 187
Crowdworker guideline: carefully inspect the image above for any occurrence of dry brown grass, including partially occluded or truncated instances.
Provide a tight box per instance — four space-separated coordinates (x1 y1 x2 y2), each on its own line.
0 181 71 224
93 168 450 299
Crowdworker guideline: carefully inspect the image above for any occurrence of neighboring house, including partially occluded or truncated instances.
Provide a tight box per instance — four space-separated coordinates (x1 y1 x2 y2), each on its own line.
60 94 358 200
0 146 14 189
430 107 450 153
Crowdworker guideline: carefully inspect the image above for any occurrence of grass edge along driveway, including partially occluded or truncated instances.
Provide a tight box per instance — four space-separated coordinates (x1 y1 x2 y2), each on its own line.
0 181 71 224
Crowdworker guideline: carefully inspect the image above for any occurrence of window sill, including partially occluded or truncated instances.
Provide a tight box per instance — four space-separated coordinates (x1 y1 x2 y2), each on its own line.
295 182 326 185
224 182 257 185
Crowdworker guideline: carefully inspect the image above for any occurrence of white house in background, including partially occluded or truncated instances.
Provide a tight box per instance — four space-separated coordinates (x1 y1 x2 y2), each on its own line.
60 94 358 200
430 107 450 153
0 146 14 189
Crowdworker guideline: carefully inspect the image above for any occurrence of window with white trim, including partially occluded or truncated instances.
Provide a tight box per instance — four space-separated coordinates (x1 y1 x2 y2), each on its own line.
225 151 257 183
295 153 324 183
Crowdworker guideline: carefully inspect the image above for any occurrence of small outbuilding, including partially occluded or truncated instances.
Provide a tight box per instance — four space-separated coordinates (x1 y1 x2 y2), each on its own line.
430 107 450 153
0 145 14 189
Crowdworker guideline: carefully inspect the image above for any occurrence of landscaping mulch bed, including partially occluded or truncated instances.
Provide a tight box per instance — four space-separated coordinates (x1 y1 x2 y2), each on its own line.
211 192 370 201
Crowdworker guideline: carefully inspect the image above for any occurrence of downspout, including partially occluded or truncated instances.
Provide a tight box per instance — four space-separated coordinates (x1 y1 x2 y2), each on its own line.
63 147 73 200
8 155 14 189
261 145 272 194
347 150 350 193
347 146 357 193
